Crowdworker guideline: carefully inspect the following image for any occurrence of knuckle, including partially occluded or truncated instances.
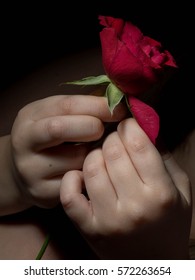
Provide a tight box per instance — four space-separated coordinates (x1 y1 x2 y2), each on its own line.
83 161 100 179
103 143 122 161
147 185 177 211
46 118 63 140
158 189 177 209
128 135 148 153
83 151 103 179
60 95 75 115
114 200 147 231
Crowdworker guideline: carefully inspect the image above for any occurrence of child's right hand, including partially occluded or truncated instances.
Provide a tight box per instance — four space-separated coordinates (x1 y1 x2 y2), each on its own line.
60 118 192 259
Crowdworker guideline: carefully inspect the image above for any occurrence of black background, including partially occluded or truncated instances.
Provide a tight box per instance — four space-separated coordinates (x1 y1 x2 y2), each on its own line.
0 1 194 259
0 1 194 148
1 1 193 88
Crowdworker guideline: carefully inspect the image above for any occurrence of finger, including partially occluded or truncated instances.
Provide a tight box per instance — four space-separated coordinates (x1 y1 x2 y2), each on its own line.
31 177 62 208
163 153 191 203
60 170 93 231
83 148 117 215
29 95 127 122
22 143 89 179
26 115 105 150
102 131 141 198
118 118 171 187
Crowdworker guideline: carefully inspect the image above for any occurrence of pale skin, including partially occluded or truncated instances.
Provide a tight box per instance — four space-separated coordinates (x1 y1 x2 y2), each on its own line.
0 49 194 259
0 94 127 216
60 118 192 259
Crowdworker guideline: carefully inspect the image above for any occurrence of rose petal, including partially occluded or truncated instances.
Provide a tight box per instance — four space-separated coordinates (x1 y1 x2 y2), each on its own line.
98 15 124 36
128 96 160 145
100 28 154 95
99 16 178 96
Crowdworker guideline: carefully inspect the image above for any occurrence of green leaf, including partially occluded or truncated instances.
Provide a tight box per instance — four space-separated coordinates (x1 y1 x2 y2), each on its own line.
63 75 111 86
106 83 124 114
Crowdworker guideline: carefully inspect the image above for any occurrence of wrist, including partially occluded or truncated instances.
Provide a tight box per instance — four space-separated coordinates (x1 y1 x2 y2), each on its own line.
0 135 32 216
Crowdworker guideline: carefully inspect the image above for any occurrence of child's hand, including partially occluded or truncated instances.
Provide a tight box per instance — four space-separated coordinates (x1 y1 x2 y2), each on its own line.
10 95 126 209
60 118 192 259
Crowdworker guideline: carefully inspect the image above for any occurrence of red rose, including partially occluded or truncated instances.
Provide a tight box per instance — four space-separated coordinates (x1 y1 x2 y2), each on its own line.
66 16 177 145
98 15 177 144
99 15 177 96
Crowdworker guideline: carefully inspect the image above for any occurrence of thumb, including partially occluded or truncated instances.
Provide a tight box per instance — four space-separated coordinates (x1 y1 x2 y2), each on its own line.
60 170 93 231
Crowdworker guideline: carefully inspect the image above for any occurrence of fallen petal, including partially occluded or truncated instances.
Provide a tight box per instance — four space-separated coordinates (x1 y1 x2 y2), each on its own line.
127 96 160 145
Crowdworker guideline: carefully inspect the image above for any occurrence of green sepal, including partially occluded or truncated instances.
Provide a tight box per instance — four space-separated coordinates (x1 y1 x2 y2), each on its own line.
106 83 124 114
63 75 110 86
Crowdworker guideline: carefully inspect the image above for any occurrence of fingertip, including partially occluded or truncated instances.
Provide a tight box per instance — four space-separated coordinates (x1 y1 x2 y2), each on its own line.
60 170 83 203
117 117 151 151
117 117 136 132
60 171 93 229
